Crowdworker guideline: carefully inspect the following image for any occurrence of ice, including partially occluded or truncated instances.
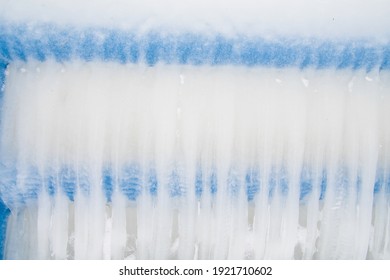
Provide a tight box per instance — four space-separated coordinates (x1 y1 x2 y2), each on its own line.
1 0 390 40
0 60 390 259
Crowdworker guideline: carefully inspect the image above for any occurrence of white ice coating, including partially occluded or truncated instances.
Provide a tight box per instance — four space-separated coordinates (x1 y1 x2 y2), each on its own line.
1 61 390 259
0 0 390 40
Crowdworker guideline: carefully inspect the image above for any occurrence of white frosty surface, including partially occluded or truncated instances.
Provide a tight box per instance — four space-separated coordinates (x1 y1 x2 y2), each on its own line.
0 0 389 40
1 60 390 259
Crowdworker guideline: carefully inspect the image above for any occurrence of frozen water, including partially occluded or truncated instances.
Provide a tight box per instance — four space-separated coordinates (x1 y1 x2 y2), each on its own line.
0 0 390 40
0 60 390 259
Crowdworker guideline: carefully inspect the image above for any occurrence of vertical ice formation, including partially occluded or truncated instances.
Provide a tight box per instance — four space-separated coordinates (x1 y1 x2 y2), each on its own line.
1 0 390 260
0 61 389 259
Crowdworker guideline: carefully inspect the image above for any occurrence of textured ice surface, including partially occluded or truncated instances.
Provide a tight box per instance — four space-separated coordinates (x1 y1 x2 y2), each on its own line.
1 0 390 262
1 61 390 259
0 0 390 40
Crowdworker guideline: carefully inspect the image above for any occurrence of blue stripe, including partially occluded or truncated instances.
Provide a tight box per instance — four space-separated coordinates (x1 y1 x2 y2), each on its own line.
0 62 6 100
0 163 387 208
0 198 10 259
0 24 389 70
